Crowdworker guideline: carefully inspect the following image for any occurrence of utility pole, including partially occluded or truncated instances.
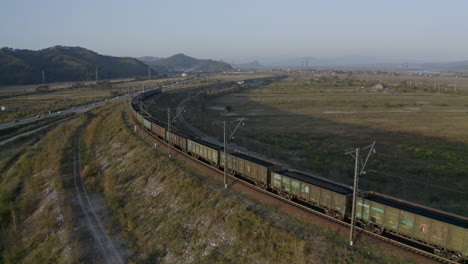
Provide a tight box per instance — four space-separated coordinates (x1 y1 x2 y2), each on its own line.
349 148 359 246
42 70 45 84
346 141 376 246
95 65 98 82
214 118 245 188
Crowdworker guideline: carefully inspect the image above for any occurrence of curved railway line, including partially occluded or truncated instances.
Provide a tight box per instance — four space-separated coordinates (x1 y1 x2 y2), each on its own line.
129 81 466 264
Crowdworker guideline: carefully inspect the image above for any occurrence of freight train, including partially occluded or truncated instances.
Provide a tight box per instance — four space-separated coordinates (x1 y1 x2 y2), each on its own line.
131 87 467 262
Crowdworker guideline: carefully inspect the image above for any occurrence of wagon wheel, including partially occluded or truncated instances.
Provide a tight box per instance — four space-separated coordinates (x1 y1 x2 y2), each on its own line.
334 213 344 220
449 253 461 261
373 227 384 235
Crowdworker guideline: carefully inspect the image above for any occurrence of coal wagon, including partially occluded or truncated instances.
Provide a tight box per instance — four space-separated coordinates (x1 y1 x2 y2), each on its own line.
149 118 167 140
166 130 191 152
356 192 468 261
187 138 222 166
220 151 282 188
272 170 352 219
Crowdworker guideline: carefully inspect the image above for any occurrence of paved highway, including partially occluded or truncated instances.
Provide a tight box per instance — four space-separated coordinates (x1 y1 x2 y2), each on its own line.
0 94 132 130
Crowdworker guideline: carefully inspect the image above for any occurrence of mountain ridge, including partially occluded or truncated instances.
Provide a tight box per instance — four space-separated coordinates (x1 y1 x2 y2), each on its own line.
138 53 232 73
0 46 155 85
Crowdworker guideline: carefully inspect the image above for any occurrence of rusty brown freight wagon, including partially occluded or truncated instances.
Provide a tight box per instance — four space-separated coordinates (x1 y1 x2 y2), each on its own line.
272 170 352 219
356 192 468 261
220 151 282 188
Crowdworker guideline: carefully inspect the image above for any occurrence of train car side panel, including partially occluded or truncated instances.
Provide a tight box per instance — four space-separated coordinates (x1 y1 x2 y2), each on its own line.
356 197 371 222
272 173 282 189
319 189 332 212
368 201 385 226
187 139 220 165
258 166 268 186
300 182 310 201
143 118 151 130
282 177 291 193
462 229 468 258
309 185 320 206
290 178 301 197
383 206 400 231
166 131 187 151
331 193 347 217
398 210 416 238
428 220 448 249
151 122 166 139
413 214 432 243
135 111 143 124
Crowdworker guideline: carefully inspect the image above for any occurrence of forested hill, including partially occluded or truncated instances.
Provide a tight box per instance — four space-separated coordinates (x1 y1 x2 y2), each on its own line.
0 46 156 85
139 53 232 73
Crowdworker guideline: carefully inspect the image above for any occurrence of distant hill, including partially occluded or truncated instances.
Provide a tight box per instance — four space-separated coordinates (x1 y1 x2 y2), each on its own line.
0 46 156 85
422 61 468 72
231 60 264 69
139 53 232 73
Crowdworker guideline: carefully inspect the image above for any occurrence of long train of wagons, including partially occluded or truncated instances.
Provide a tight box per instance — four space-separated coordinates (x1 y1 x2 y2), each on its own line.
131 86 467 262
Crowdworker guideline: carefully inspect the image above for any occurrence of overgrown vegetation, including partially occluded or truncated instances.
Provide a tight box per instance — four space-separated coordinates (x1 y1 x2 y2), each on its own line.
80 101 417 263
0 116 83 263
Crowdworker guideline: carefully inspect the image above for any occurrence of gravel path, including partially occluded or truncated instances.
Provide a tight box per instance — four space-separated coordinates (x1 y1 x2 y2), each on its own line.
73 130 125 264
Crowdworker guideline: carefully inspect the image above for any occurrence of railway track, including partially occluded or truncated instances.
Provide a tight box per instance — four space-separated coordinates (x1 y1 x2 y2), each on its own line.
130 111 458 264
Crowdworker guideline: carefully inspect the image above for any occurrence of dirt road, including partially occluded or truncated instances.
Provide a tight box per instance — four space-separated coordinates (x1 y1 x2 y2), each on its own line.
73 130 125 264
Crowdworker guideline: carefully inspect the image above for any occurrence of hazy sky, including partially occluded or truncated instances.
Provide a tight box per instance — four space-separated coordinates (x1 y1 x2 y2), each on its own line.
2 0 467 62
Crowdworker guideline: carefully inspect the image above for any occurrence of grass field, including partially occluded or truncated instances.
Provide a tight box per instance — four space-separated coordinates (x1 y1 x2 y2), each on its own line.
0 77 182 122
161 77 468 216
0 115 83 263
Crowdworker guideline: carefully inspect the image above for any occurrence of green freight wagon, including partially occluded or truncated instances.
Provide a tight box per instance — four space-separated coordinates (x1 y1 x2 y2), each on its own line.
220 151 282 188
356 192 468 261
166 130 189 152
142 117 152 130
149 118 167 140
133 110 143 124
272 170 352 219
187 138 222 166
